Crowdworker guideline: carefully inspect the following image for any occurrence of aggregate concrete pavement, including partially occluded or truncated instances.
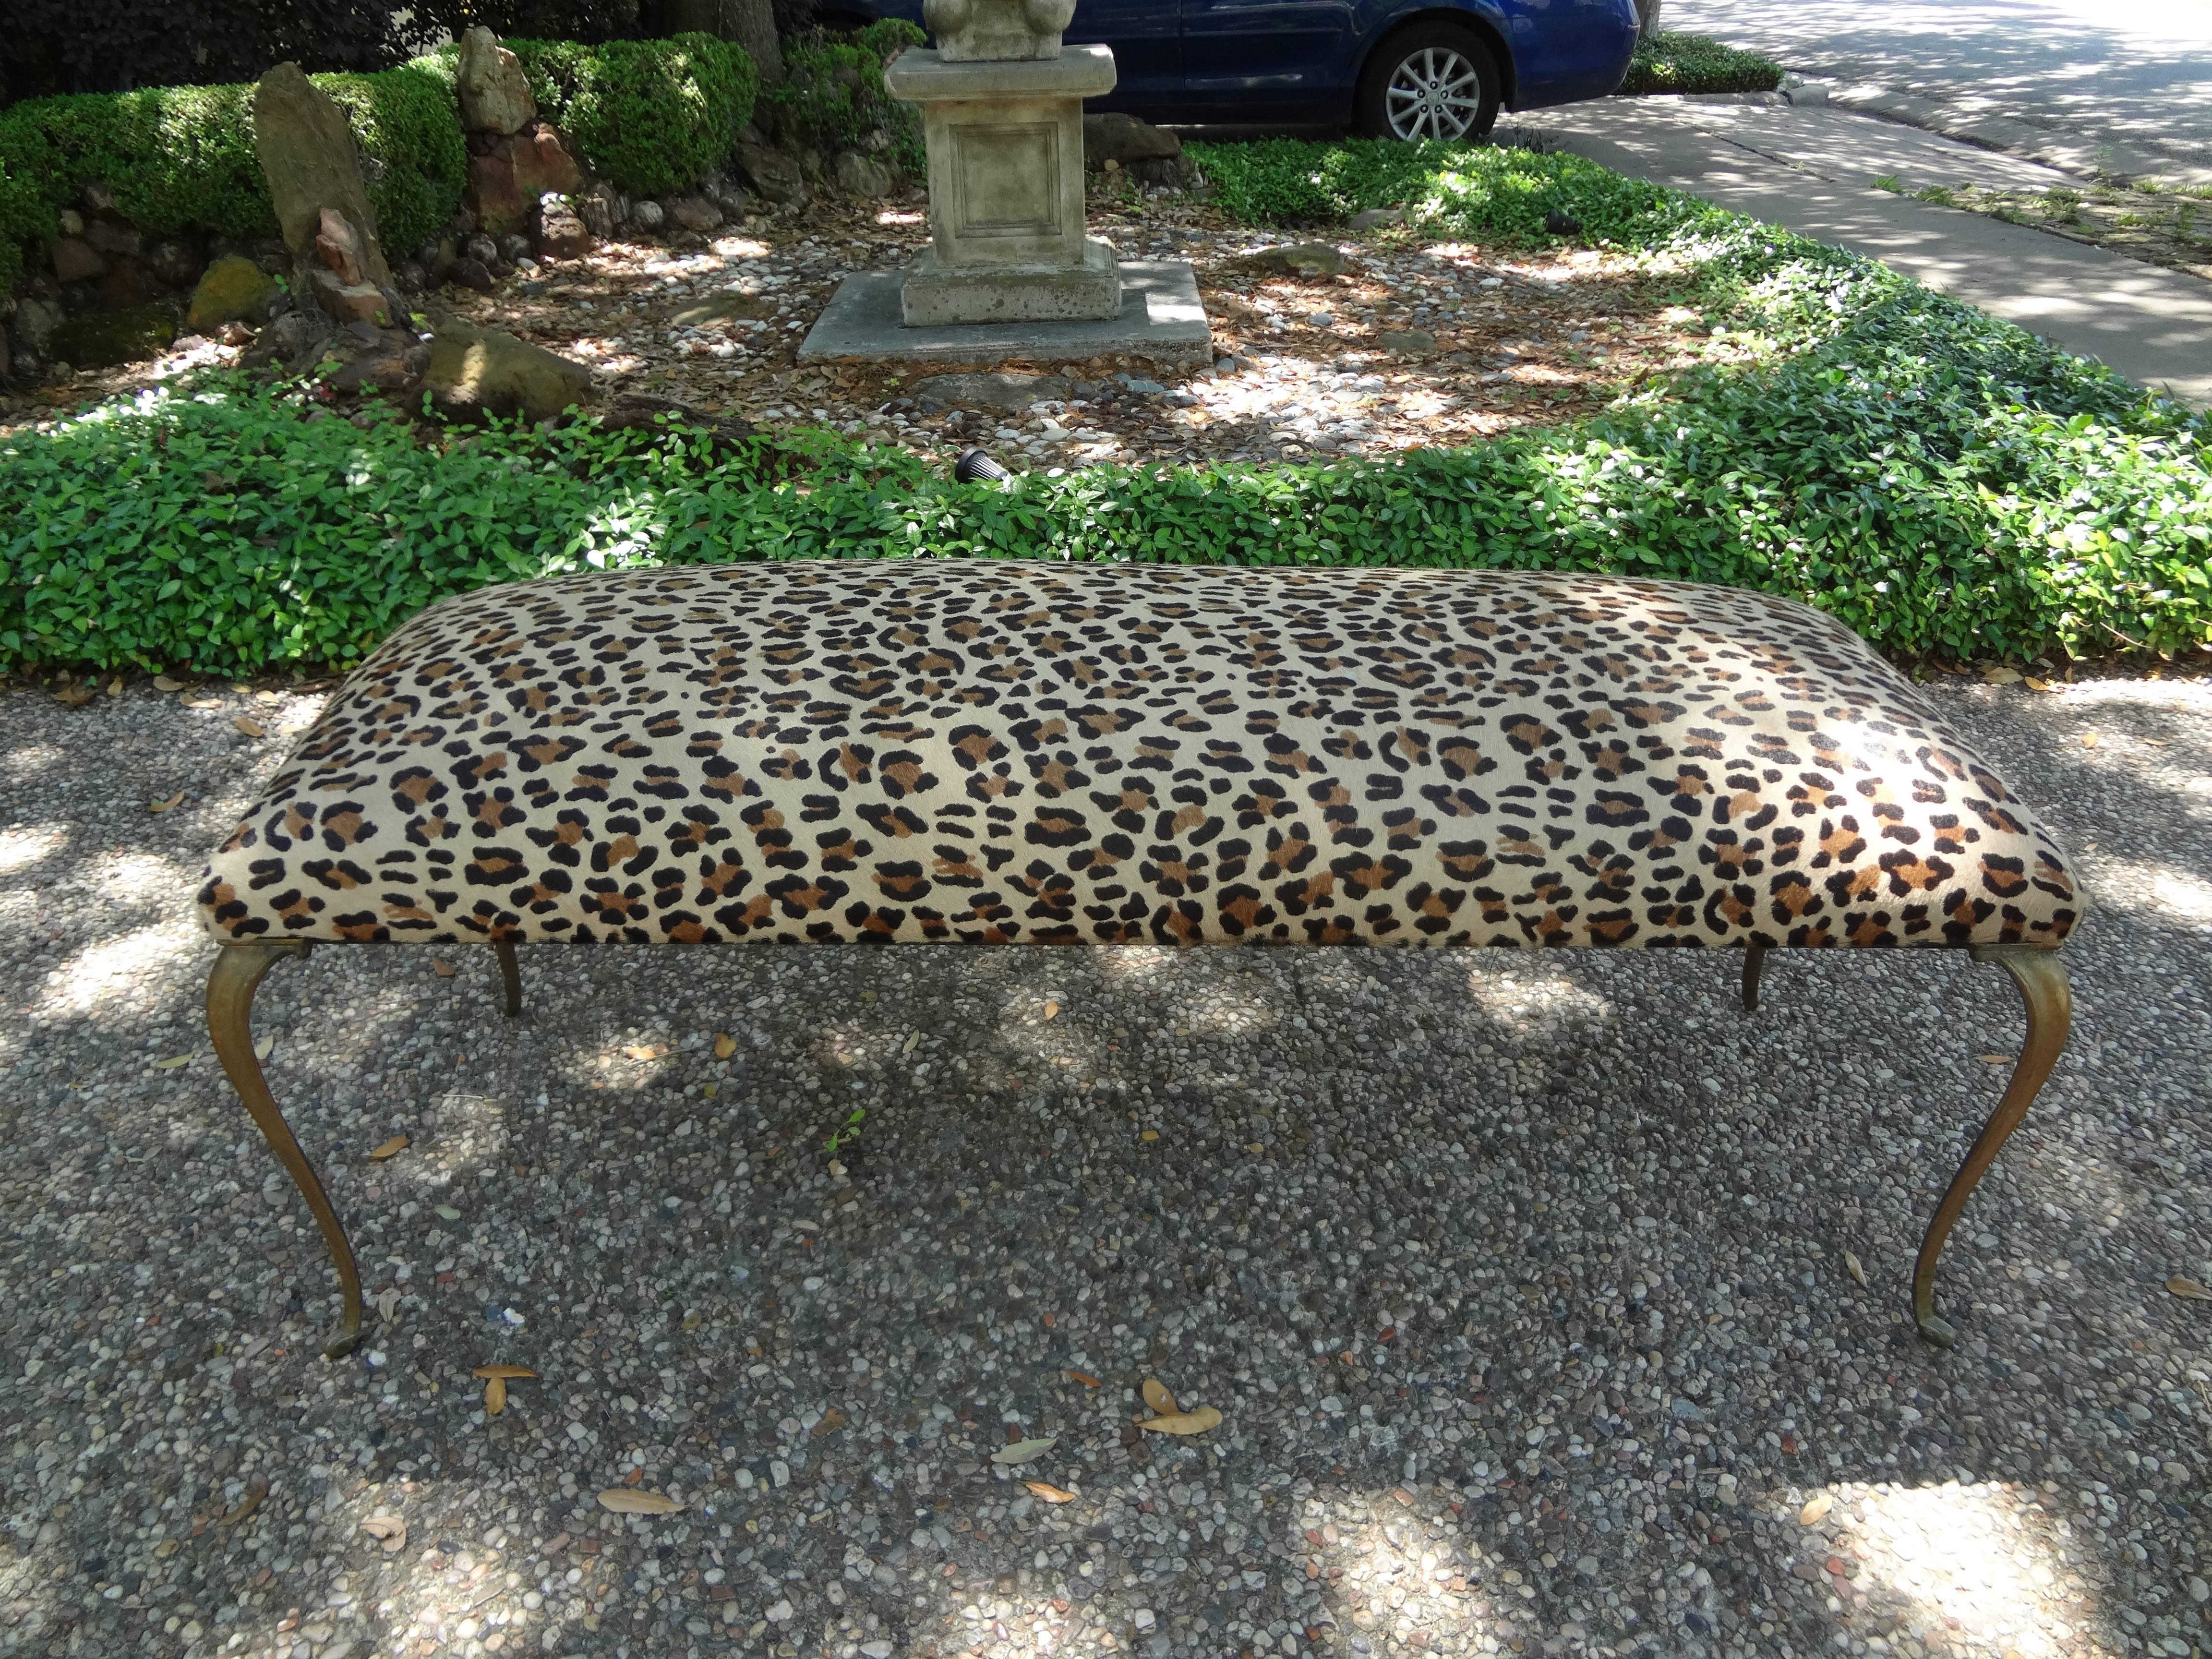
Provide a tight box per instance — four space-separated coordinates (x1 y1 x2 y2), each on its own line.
1662 0 2212 172
1520 98 2212 405
2 664 2210 1659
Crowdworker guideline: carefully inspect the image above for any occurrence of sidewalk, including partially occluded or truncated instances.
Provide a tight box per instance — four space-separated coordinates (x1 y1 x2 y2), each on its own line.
1519 98 2212 406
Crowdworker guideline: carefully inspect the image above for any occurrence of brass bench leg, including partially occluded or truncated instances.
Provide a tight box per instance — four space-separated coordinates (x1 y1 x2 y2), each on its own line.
1912 945 2072 1348
493 938 523 1018
207 941 364 1360
1742 943 1766 1012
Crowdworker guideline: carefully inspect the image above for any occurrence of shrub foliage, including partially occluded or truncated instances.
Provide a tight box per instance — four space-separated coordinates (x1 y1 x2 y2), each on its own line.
1616 31 1785 97
760 20 925 177
503 33 758 196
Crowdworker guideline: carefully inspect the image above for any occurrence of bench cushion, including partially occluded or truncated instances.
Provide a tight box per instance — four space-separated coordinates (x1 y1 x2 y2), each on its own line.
198 563 2080 950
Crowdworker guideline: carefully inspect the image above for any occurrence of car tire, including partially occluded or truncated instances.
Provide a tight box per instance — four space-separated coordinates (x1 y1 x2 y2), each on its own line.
1356 23 1502 143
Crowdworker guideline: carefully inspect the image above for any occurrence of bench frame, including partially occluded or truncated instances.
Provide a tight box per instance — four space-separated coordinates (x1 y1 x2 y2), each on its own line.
207 939 2069 1360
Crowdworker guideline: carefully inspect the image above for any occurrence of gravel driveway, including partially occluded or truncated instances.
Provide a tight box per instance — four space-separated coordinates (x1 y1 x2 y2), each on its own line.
2 665 2208 1659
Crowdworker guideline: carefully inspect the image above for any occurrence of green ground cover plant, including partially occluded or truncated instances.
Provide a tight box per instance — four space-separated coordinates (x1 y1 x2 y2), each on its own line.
4 144 2207 676
1615 31 1785 97
499 33 757 197
0 59 465 290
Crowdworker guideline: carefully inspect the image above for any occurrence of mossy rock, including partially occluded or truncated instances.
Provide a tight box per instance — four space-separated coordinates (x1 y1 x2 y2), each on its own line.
187 254 280 332
50 303 179 368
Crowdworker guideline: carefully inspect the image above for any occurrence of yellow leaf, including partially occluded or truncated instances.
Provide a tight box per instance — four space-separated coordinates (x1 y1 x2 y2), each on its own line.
155 1054 192 1070
220 1482 268 1525
472 1364 538 1379
1066 1370 1101 1388
2081 732 2100 747
598 1488 683 1515
625 1044 664 1060
1247 1142 1265 1155
1137 1407 1223 1436
1976 1054 2015 1065
1023 1480 1078 1503
1799 1494 1833 1526
2025 677 2051 692
1043 1000 1060 1020
149 792 185 814
2167 1276 2211 1301
1142 1379 1180 1416
714 1033 737 1058
254 1034 274 1061
153 1538 180 1558
108 677 123 698
1844 1251 1865 1287
431 959 457 977
1140 1129 1159 1142
154 675 187 693
1981 665 2020 686
702 1082 718 1099
234 715 267 738
484 1375 506 1416
370 1135 409 1160
361 1515 407 1552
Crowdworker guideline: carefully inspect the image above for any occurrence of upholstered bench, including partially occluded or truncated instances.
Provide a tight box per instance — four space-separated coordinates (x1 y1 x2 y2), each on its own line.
197 562 2079 1358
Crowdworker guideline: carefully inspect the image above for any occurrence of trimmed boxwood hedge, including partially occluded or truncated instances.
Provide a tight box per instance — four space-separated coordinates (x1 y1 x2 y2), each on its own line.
0 58 465 288
499 33 758 197
3 148 2207 675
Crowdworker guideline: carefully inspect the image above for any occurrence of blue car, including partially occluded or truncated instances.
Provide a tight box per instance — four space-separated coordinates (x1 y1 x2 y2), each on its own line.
821 0 1642 139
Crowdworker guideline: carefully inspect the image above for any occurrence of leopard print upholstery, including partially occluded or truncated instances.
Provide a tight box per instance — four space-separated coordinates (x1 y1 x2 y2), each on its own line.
198 563 2080 951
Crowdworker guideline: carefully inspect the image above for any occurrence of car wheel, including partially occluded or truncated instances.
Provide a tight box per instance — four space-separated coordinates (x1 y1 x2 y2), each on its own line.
1356 24 1501 143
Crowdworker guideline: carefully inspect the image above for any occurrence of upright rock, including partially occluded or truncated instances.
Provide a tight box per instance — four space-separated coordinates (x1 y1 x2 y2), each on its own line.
252 62 397 313
457 27 537 135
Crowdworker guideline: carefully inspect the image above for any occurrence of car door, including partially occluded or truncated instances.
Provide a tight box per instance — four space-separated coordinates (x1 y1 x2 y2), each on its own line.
1178 0 1357 120
1067 0 1183 113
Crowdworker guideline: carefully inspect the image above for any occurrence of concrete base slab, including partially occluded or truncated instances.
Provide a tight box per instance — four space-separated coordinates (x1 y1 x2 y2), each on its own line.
902 237 1122 325
798 258 1212 367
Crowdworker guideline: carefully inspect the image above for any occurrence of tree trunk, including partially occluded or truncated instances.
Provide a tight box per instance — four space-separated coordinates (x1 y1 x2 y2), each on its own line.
642 0 782 85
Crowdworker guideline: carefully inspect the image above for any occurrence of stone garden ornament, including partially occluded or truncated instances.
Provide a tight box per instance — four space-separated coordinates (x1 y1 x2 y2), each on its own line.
195 564 2078 1362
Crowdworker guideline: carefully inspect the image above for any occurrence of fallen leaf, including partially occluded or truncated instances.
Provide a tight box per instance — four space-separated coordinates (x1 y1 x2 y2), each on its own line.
1976 1054 2016 1065
1043 1000 1060 1020
154 1054 192 1070
154 675 187 693
1799 1494 1833 1526
184 696 222 709
1981 665 2021 685
624 1044 665 1060
991 1436 1059 1466
1137 1407 1223 1436
484 1375 506 1416
1141 1129 1159 1142
598 1488 683 1515
2167 1276 2211 1301
253 1034 274 1061
472 1364 538 1379
702 1082 718 1099
713 1033 737 1059
431 959 457 977
361 1515 407 1552
1845 1251 1866 1287
1142 1379 1180 1416
2025 677 2052 692
1247 1142 1265 1155
149 792 185 814
433 1204 461 1221
813 1407 847 1438
370 1135 409 1160
2082 732 2100 747
56 682 94 707
1066 1370 1101 1388
1023 1480 1078 1503
108 677 123 698
234 715 267 737
376 1287 401 1322
682 1309 703 1330
220 1482 268 1525
153 1538 180 1558
902 1031 922 1055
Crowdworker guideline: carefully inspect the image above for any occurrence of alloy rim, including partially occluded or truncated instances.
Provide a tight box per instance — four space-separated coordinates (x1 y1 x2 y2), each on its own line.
1384 46 1485 141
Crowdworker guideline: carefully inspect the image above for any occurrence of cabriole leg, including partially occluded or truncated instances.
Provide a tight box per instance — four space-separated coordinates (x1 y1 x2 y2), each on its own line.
1912 945 2072 1348
493 938 523 1018
206 941 364 1359
1742 944 1766 1013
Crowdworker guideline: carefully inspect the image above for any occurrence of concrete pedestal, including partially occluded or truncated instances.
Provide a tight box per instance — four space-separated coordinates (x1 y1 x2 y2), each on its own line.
885 44 1121 325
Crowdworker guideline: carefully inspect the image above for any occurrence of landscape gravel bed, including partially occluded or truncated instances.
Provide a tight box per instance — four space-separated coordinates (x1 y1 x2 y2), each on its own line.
1 666 2208 1659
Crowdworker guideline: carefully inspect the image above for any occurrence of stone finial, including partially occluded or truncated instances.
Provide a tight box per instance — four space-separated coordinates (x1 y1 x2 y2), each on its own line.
456 26 537 135
921 0 1079 61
